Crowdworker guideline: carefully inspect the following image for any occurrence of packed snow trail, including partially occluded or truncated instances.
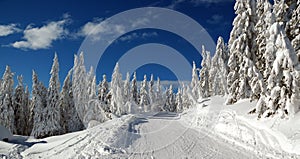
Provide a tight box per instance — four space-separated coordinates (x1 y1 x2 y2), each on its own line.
122 112 258 159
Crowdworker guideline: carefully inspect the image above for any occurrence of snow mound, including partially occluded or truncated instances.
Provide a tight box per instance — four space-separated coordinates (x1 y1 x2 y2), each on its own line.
0 125 12 141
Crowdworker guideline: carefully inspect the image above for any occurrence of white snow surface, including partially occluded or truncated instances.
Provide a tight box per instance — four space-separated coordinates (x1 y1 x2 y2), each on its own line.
1 96 300 158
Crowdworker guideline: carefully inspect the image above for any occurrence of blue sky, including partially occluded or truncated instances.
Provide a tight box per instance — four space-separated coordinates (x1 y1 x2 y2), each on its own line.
0 0 235 88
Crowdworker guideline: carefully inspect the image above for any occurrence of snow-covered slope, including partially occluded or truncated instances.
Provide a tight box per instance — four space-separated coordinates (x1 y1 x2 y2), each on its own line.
1 96 300 158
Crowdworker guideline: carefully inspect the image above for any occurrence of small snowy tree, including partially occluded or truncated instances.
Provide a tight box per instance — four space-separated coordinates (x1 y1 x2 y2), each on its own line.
164 85 175 112
149 74 155 105
175 89 183 112
109 63 124 116
210 37 228 96
153 77 164 111
191 61 199 99
98 74 110 113
124 72 131 102
131 72 138 104
199 46 211 98
139 75 150 112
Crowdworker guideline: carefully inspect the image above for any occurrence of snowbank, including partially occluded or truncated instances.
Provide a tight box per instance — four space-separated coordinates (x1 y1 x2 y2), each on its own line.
0 125 12 141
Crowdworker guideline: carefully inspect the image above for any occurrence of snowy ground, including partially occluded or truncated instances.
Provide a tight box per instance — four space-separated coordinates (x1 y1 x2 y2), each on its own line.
1 96 300 158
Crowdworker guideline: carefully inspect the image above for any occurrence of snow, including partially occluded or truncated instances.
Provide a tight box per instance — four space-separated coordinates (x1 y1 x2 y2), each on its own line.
1 96 300 158
0 125 12 141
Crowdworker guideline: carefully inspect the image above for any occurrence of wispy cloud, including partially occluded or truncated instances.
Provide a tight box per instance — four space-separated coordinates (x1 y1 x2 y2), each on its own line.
0 24 21 37
78 18 125 41
166 0 234 9
11 14 70 50
117 32 158 43
207 14 223 24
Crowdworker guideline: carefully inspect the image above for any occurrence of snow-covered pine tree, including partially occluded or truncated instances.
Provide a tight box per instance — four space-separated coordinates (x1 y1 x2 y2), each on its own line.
45 53 63 136
24 85 31 135
131 72 138 104
0 66 15 133
124 72 131 102
31 71 48 138
199 46 211 98
255 0 273 75
59 70 83 133
164 85 175 112
191 61 199 99
287 0 300 60
154 77 164 111
98 74 110 114
262 22 300 117
226 0 261 104
13 75 26 135
210 37 228 96
181 85 192 110
139 75 150 112
109 63 124 116
149 74 155 105
72 52 88 126
175 89 183 112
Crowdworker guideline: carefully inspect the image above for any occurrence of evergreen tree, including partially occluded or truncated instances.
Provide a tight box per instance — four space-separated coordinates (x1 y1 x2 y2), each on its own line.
24 85 31 135
210 37 228 96
124 72 131 102
199 46 211 98
109 63 124 116
45 53 62 136
131 72 138 104
259 22 300 117
0 66 15 133
59 70 83 133
226 0 261 104
139 75 150 112
149 74 155 105
287 0 300 60
13 75 26 135
31 71 48 138
72 52 88 127
191 61 199 100
175 89 183 112
164 85 175 112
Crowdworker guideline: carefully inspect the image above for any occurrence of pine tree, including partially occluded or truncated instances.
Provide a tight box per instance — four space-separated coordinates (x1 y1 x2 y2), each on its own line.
210 37 228 96
124 72 131 102
149 74 155 105
164 85 175 112
59 70 83 133
175 89 183 112
191 61 199 100
255 0 273 75
13 75 26 135
262 22 300 117
24 85 31 135
154 77 164 111
109 63 124 116
98 74 110 113
131 72 138 104
72 52 88 127
0 66 15 133
139 75 150 112
287 0 300 60
199 46 211 98
45 53 62 136
226 0 261 104
31 71 47 138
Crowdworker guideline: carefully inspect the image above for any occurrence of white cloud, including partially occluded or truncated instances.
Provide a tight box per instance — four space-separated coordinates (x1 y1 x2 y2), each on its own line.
207 14 223 24
167 0 234 9
11 17 69 50
0 24 21 37
79 19 125 41
117 32 158 42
